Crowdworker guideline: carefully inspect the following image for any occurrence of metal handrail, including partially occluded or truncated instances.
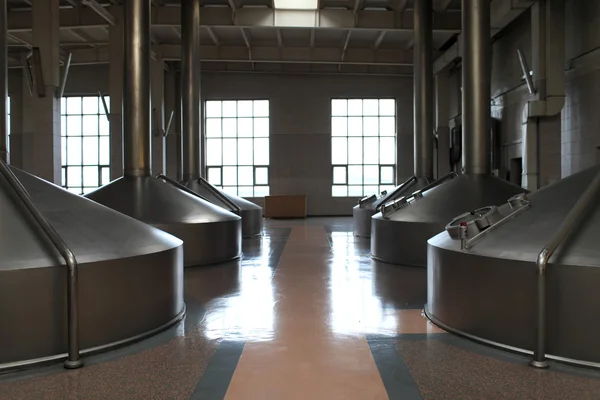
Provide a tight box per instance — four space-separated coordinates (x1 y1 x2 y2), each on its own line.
375 175 418 212
358 194 376 207
531 170 600 369
0 160 82 369
196 176 241 214
381 172 458 217
463 202 531 249
155 174 214 203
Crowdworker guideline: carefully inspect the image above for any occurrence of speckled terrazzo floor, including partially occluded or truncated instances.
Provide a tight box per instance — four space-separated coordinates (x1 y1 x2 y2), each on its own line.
1 218 600 400
396 335 600 400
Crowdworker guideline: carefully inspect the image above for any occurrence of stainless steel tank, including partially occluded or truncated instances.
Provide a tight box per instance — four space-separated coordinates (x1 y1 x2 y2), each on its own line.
370 173 525 266
426 164 600 367
183 178 263 238
0 167 184 370
353 176 428 238
85 0 241 266
86 176 241 266
178 2 262 239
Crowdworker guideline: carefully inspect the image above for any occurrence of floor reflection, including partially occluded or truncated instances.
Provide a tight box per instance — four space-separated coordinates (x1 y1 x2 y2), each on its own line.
328 231 398 336
190 229 288 342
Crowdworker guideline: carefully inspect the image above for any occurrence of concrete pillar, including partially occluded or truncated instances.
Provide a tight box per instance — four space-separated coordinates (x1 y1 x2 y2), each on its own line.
23 0 61 183
151 56 166 175
435 71 451 177
109 5 123 180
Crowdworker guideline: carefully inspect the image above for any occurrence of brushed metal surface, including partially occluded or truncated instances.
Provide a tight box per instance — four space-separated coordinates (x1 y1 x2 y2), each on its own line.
414 0 434 180
462 0 491 175
352 177 427 238
0 168 184 367
86 176 242 266
123 0 151 177
426 164 600 364
183 179 263 238
370 174 526 266
181 0 201 180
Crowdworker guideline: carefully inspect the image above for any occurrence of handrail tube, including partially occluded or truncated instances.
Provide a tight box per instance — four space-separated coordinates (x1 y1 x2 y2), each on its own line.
155 174 213 204
196 176 241 214
382 171 458 213
531 170 600 368
464 204 531 249
375 176 418 211
0 161 82 369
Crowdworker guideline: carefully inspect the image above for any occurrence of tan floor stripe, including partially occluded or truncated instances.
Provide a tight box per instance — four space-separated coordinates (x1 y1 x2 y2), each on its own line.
224 226 389 399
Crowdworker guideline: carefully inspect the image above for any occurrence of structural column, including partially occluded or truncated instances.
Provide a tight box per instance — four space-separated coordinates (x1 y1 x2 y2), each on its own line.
23 0 61 183
8 70 23 168
461 0 491 175
413 0 434 180
109 5 123 180
151 56 166 175
123 0 151 177
164 64 179 179
435 70 451 177
181 0 201 181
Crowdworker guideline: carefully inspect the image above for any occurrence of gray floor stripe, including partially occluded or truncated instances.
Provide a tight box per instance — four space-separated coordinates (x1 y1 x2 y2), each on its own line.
190 340 246 400
367 337 423 400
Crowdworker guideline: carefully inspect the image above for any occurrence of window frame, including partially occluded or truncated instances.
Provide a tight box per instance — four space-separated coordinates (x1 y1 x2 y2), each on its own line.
61 95 111 195
204 99 270 197
330 97 397 197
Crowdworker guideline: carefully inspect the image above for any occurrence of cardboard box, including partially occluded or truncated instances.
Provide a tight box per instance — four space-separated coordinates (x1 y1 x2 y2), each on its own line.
264 195 307 218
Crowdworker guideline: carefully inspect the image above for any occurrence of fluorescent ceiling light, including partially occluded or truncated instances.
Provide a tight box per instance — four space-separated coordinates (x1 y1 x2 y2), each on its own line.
273 0 318 10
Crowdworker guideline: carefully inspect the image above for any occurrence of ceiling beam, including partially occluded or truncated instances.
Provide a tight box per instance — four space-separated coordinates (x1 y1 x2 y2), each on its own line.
66 44 413 67
373 31 386 49
205 26 220 46
394 0 409 12
7 7 462 33
81 0 116 26
433 0 453 12
276 28 282 47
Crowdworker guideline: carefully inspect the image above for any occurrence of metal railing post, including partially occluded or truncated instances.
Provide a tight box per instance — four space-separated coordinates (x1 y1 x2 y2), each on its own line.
0 161 82 369
531 170 600 368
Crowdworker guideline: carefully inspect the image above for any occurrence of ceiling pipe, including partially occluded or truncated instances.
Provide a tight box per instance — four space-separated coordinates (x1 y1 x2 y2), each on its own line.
181 0 201 181
413 0 434 180
123 0 151 177
461 0 491 175
0 0 7 164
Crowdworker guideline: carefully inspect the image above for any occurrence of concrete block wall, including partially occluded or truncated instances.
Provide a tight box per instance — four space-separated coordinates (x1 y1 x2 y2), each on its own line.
11 66 413 216
201 72 414 215
562 0 600 176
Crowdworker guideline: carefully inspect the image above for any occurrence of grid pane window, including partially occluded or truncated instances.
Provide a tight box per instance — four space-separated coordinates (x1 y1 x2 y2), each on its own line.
331 98 396 197
205 100 270 197
61 96 110 195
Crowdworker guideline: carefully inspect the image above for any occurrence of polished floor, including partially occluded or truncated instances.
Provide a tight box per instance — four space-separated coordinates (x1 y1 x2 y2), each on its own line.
2 217 600 399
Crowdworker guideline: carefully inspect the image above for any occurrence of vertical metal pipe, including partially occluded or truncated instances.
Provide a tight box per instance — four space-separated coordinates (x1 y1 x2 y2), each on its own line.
413 0 434 180
0 0 7 164
123 0 151 177
181 0 201 180
175 68 183 180
461 0 491 175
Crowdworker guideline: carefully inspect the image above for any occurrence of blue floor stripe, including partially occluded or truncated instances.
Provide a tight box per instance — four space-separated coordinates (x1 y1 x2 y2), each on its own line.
367 336 423 400
189 340 246 400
